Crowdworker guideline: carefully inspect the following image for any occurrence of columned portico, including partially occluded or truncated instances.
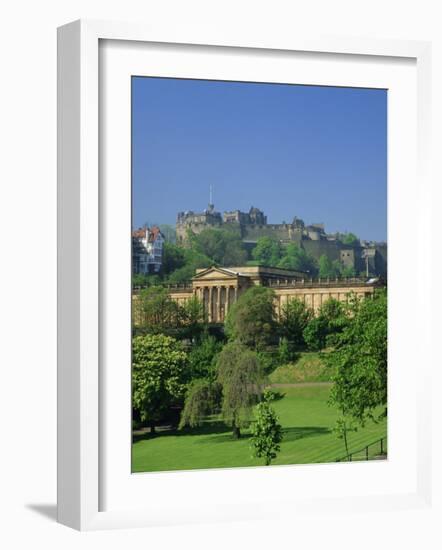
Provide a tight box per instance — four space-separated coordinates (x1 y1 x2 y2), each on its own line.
132 266 384 327
191 267 251 323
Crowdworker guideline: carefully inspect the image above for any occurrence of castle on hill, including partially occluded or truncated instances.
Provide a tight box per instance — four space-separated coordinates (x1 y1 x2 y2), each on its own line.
176 204 387 277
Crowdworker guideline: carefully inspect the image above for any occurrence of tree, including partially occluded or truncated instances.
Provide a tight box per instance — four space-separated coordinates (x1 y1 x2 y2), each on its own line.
132 273 162 288
327 289 387 427
340 265 356 278
192 228 247 267
252 236 282 266
132 334 187 433
178 295 206 340
162 242 185 274
179 378 222 429
302 298 349 351
135 286 180 331
303 315 329 351
217 342 266 438
250 390 283 465
278 243 318 275
339 232 360 246
320 297 348 339
165 248 212 283
225 286 277 350
279 298 313 349
318 254 339 279
187 334 222 381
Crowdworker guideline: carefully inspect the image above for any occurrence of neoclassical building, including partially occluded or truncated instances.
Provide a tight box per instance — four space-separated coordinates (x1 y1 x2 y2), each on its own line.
163 266 383 323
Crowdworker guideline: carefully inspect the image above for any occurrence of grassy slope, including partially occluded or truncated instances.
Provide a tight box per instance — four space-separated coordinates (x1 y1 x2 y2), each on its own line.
269 351 335 384
132 385 387 472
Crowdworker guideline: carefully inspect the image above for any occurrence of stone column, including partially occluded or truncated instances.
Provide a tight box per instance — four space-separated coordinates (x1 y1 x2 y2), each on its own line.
216 286 222 322
234 286 238 302
208 286 213 322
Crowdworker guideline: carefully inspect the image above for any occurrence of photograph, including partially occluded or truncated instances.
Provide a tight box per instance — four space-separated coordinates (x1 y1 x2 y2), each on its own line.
130 76 388 473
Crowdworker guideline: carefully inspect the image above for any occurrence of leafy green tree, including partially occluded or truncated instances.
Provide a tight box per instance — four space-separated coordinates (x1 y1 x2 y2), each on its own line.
132 334 187 433
323 298 349 336
179 378 222 429
340 265 356 278
217 342 266 438
278 338 292 364
132 273 162 288
279 298 313 349
251 389 283 465
162 242 185 274
327 289 387 426
303 315 329 351
332 260 343 277
319 254 336 279
192 228 247 267
178 295 206 340
278 243 318 275
252 237 282 266
339 232 360 246
302 298 349 351
135 286 180 331
187 334 222 381
166 249 212 283
225 286 277 350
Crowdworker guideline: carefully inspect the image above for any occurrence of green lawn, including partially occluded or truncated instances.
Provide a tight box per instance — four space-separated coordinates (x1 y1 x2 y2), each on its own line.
132 385 387 472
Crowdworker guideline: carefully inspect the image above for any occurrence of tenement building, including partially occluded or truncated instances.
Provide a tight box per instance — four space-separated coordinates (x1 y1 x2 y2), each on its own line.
176 204 387 277
132 226 165 274
133 266 384 325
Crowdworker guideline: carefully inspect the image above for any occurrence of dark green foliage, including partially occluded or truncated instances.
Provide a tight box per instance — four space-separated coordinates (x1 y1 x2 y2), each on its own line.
217 342 267 438
252 236 282 266
162 242 186 275
179 379 222 429
132 334 187 431
256 349 280 375
318 254 340 279
303 316 329 351
178 295 206 340
277 243 318 275
166 249 212 283
225 286 277 350
187 335 222 381
279 298 314 349
338 232 360 246
327 289 388 426
136 286 180 331
192 228 247 267
132 273 162 287
278 338 292 363
340 265 356 278
250 390 283 465
303 298 348 351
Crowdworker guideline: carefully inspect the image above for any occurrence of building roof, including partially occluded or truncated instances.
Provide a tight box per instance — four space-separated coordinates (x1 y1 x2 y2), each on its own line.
148 226 163 242
132 227 147 239
132 226 164 241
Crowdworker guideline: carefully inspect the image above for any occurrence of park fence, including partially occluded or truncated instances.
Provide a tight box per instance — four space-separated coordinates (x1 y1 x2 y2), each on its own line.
335 436 387 462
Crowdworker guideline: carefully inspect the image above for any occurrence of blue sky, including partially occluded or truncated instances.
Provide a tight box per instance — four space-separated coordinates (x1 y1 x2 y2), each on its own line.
132 77 387 241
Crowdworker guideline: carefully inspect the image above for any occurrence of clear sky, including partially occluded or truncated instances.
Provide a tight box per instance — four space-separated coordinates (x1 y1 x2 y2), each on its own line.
132 77 387 242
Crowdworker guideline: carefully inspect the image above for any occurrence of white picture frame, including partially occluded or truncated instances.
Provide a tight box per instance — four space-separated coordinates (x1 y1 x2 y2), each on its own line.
57 19 433 531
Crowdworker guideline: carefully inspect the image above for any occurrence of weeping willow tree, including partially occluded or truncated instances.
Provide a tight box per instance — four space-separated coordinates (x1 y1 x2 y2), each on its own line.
216 342 267 438
179 379 222 429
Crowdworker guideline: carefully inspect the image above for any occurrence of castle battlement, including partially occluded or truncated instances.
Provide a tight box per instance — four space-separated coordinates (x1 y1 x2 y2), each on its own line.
175 204 387 277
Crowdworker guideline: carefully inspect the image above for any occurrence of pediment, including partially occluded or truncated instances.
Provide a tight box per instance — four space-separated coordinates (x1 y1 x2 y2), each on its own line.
192 266 240 281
